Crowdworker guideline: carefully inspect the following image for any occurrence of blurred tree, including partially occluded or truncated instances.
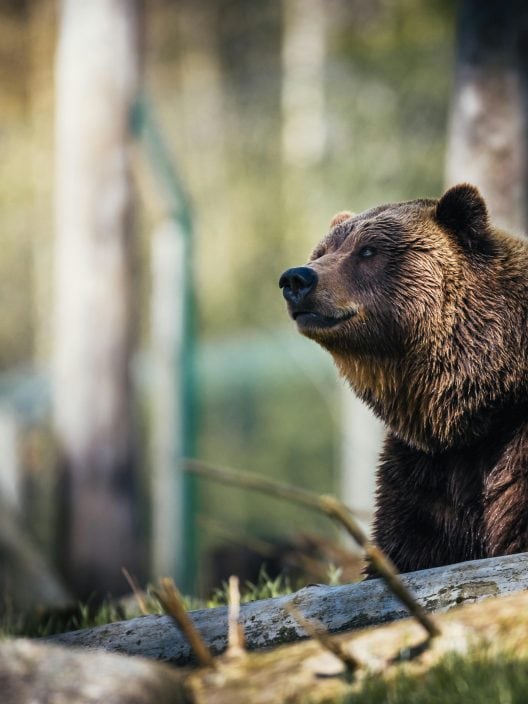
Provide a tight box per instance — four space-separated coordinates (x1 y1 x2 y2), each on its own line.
53 0 143 598
445 0 528 233
280 0 326 258
281 0 326 166
175 0 234 314
28 0 55 365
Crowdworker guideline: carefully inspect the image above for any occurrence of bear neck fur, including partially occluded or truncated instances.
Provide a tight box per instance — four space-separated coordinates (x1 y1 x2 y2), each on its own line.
333 229 528 454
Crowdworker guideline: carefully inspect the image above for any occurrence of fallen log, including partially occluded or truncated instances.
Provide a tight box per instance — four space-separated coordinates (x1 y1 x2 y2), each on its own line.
187 587 528 704
0 639 187 704
16 577 528 704
47 552 528 665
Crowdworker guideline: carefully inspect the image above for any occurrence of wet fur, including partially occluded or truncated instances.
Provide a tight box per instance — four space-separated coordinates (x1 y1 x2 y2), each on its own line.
283 184 528 573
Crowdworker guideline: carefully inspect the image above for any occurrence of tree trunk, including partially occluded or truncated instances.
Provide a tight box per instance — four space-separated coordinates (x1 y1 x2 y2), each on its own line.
150 220 186 584
340 390 384 541
445 0 528 234
281 0 326 166
53 0 143 599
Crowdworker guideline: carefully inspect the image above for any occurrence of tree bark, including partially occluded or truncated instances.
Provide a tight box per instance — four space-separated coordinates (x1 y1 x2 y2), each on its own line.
47 552 528 665
0 639 186 704
53 0 143 598
445 0 528 233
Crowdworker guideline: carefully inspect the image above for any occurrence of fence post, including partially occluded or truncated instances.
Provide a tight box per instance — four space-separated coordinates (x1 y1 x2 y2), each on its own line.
132 99 198 593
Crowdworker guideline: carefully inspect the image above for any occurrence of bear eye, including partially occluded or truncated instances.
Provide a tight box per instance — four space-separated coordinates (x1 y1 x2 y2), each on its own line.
358 245 377 258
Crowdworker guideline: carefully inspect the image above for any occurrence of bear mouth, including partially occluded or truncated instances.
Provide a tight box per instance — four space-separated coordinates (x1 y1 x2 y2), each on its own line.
292 308 357 329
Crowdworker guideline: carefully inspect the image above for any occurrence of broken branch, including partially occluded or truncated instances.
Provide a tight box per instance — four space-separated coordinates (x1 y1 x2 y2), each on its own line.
153 577 215 668
283 602 360 674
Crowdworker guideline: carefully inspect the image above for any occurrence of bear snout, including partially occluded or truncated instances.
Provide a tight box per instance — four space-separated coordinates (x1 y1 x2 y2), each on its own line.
279 266 318 305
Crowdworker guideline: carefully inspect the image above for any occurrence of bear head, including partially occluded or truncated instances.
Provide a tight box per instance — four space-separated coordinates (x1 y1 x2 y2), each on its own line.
280 184 528 452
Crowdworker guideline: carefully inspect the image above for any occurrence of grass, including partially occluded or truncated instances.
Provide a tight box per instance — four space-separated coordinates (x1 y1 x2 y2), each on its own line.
0 565 297 640
346 647 528 704
208 566 295 606
0 600 136 640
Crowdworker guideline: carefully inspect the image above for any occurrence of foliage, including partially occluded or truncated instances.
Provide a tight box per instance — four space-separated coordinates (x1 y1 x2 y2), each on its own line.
198 347 341 573
0 604 118 640
0 0 457 597
0 566 298 639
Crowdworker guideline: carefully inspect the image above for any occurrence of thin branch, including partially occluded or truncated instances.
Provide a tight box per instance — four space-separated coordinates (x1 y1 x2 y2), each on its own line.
153 577 215 668
283 602 360 675
226 576 246 658
319 496 441 639
121 567 149 616
184 459 440 640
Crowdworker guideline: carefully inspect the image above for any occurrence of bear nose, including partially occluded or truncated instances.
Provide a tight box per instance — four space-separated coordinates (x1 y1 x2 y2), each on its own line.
279 266 318 304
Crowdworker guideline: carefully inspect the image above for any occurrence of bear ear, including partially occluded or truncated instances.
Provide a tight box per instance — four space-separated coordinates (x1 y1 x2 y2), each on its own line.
330 211 355 228
435 183 491 252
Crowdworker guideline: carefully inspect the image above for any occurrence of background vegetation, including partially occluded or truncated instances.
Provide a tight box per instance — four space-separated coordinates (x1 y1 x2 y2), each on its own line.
0 0 456 597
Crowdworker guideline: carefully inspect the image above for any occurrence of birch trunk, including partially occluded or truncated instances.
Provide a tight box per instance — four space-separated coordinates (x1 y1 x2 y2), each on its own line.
281 0 326 166
445 0 528 234
150 221 186 583
53 0 142 598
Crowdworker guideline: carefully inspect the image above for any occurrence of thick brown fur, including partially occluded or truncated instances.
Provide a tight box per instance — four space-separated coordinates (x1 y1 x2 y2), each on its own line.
280 184 528 573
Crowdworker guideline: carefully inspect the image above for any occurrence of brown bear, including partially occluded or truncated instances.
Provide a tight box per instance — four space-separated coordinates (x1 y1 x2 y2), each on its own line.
279 183 528 574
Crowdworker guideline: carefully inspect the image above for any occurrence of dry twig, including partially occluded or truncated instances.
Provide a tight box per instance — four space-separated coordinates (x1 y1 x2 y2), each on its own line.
284 602 360 675
153 577 215 668
226 576 246 658
185 459 440 639
121 567 149 616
